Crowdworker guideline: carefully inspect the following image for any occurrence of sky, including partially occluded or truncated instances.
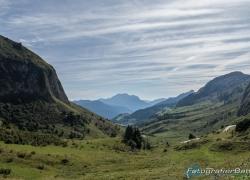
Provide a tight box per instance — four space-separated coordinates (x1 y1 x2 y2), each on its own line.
1 0 250 100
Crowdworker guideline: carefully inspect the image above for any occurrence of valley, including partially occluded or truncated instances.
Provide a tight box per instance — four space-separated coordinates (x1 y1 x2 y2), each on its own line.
1 35 250 179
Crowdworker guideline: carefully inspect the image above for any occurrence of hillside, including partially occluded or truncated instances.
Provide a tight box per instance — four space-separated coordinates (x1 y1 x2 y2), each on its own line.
141 72 250 137
238 82 250 116
177 71 250 107
0 35 119 142
113 91 194 125
74 100 131 119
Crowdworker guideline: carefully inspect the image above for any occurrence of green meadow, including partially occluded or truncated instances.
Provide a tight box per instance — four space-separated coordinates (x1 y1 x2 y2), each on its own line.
0 129 249 180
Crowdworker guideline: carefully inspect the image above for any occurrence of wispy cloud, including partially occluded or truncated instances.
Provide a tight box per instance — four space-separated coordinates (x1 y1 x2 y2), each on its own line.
1 0 250 100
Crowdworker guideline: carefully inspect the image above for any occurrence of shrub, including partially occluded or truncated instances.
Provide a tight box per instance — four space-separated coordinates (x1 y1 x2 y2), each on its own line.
0 128 66 146
0 168 11 175
189 133 196 140
17 152 26 158
236 119 250 132
5 158 13 163
61 158 69 165
36 164 45 170
143 140 151 150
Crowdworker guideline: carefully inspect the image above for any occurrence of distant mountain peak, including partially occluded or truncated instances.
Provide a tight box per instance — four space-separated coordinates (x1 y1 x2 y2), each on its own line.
113 90 193 124
99 93 149 112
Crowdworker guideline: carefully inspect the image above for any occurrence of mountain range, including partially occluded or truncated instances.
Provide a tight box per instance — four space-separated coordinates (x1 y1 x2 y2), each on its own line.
141 71 250 135
177 71 250 107
1 34 250 145
73 100 132 119
74 94 166 119
75 71 250 127
113 90 194 124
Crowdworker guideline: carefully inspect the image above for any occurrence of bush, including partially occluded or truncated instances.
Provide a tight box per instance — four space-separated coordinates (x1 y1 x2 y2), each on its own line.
0 168 11 175
5 158 13 163
0 128 66 146
143 140 151 150
36 164 45 170
17 152 26 158
61 158 69 165
236 119 250 132
189 133 196 140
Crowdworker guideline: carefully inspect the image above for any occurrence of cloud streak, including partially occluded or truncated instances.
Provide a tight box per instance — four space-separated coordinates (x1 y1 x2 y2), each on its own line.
0 0 250 100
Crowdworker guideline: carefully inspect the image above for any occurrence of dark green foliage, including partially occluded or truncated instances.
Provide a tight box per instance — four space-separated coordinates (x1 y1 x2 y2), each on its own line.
5 158 13 163
189 133 196 140
143 139 151 150
17 152 26 158
123 126 143 150
0 102 87 131
0 102 88 141
236 119 250 132
36 164 45 170
62 111 85 126
0 168 11 175
61 158 69 165
0 128 66 146
69 131 84 139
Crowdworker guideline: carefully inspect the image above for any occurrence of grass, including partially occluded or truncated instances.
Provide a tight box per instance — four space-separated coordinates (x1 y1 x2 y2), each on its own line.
0 130 249 180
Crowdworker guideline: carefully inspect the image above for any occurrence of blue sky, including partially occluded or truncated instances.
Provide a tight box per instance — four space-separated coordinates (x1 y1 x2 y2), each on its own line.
1 0 250 100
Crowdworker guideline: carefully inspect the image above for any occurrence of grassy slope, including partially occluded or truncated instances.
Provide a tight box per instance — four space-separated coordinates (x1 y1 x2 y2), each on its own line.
0 129 250 180
141 101 241 139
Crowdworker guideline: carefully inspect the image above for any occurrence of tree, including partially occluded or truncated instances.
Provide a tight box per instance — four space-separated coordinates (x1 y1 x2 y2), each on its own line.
189 133 196 140
236 118 250 132
123 126 144 150
124 125 133 143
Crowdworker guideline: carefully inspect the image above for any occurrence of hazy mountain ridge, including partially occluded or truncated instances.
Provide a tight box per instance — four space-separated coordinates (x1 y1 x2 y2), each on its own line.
74 100 132 119
113 90 194 124
100 93 151 112
75 94 166 119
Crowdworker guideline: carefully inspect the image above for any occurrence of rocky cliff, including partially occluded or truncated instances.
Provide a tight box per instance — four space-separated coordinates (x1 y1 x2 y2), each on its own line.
0 35 68 104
